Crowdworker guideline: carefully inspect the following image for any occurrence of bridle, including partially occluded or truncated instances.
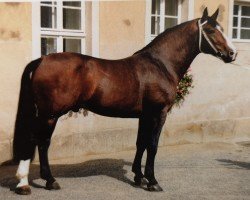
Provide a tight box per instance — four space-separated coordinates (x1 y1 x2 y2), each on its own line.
198 19 223 57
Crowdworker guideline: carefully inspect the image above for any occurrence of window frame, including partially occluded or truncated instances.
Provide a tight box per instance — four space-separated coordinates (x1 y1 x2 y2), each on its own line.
230 0 250 43
145 0 182 44
32 1 86 59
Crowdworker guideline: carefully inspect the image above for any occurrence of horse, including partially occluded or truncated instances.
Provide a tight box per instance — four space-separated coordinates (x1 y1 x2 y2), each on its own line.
13 8 237 195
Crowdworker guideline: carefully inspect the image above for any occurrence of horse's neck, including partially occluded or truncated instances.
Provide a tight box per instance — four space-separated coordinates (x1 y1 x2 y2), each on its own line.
143 20 200 81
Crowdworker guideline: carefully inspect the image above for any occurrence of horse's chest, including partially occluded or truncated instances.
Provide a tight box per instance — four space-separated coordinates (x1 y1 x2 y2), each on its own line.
145 82 176 107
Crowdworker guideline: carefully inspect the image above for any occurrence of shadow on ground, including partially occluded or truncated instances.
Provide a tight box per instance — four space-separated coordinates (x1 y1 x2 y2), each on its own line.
0 159 134 191
216 159 250 170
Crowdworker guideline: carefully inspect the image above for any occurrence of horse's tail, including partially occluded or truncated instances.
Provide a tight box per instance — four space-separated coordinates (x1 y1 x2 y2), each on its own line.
13 58 43 163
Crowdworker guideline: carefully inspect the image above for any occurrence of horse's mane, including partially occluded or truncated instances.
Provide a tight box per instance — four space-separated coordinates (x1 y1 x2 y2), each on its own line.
134 19 196 55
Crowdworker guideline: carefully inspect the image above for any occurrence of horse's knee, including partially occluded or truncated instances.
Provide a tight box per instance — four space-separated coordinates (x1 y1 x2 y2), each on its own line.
147 144 158 157
38 138 51 148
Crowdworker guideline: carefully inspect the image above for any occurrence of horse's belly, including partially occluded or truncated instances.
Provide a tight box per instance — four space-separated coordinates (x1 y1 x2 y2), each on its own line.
88 107 141 118
84 98 142 118
83 81 142 117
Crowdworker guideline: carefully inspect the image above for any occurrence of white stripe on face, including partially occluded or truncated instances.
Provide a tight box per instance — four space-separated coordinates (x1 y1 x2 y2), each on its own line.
216 25 237 60
16 159 31 187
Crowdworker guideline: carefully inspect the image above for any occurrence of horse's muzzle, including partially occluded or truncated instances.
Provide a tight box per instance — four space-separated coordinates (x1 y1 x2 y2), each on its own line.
219 51 237 63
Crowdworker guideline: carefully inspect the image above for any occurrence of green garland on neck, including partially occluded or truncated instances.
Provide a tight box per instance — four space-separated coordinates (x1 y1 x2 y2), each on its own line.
174 72 194 107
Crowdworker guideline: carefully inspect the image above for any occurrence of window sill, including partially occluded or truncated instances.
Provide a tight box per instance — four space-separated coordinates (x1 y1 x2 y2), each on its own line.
232 39 250 43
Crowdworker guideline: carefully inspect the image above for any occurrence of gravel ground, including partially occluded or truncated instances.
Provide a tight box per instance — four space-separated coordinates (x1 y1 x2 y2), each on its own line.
0 142 250 200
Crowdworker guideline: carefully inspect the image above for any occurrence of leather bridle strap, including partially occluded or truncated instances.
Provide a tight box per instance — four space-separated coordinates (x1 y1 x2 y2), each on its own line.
198 19 219 54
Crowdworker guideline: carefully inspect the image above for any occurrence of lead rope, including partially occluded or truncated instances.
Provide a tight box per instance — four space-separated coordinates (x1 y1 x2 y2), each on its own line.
198 19 219 54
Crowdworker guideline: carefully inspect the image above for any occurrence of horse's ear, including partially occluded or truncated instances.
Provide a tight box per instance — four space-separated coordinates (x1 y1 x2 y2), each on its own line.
201 7 208 22
211 8 219 21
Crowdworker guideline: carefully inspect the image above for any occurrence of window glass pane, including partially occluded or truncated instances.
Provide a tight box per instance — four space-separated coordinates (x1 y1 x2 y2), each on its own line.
165 18 177 29
241 29 250 39
233 17 238 27
63 38 81 53
241 18 250 28
242 6 250 16
151 17 155 34
54 7 57 28
41 6 52 28
151 16 160 35
63 8 81 30
41 37 57 55
233 5 239 15
156 16 160 34
165 0 178 16
232 29 237 38
41 6 56 28
152 0 160 15
63 1 81 7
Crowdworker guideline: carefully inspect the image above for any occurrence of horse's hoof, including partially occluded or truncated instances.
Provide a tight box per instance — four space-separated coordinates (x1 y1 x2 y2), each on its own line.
15 185 31 195
46 181 61 190
147 183 163 192
134 177 148 187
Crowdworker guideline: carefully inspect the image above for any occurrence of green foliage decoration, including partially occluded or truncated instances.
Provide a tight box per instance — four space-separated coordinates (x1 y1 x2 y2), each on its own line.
174 71 194 107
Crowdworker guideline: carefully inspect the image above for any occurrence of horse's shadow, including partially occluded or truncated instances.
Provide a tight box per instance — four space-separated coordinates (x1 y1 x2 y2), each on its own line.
216 159 250 170
0 158 134 191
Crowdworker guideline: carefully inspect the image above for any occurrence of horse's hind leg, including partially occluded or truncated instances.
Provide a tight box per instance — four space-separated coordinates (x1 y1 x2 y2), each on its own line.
15 159 32 195
36 117 60 190
15 126 36 195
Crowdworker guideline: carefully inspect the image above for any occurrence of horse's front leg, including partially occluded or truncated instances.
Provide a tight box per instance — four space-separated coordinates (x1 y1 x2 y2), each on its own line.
37 117 60 190
144 111 167 192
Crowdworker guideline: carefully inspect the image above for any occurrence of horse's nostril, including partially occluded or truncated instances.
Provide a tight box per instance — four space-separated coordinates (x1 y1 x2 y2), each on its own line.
229 51 234 56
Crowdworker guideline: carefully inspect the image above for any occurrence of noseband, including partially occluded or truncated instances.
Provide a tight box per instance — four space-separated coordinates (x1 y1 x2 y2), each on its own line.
198 19 223 57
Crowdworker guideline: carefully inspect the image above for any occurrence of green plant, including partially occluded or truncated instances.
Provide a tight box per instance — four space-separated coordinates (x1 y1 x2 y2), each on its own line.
174 71 194 107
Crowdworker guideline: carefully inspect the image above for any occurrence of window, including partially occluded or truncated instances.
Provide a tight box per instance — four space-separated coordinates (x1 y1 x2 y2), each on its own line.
35 1 85 56
150 0 181 40
232 2 250 40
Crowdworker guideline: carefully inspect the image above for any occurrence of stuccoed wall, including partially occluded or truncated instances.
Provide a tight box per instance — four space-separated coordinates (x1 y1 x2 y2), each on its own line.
165 45 250 145
99 1 146 59
0 3 32 163
194 0 230 33
165 0 250 144
0 1 250 164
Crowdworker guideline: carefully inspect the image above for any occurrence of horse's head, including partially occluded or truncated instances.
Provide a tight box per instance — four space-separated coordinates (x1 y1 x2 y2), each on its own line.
198 8 237 63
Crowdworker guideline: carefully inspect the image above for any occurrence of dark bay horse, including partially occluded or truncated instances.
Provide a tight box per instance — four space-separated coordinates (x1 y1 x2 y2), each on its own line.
13 8 237 195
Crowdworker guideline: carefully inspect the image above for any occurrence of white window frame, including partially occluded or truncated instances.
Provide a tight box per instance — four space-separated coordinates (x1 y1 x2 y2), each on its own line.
32 1 86 59
229 0 250 43
145 0 182 44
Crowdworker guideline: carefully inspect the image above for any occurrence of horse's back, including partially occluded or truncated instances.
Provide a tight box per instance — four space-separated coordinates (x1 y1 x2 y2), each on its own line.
32 52 142 117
